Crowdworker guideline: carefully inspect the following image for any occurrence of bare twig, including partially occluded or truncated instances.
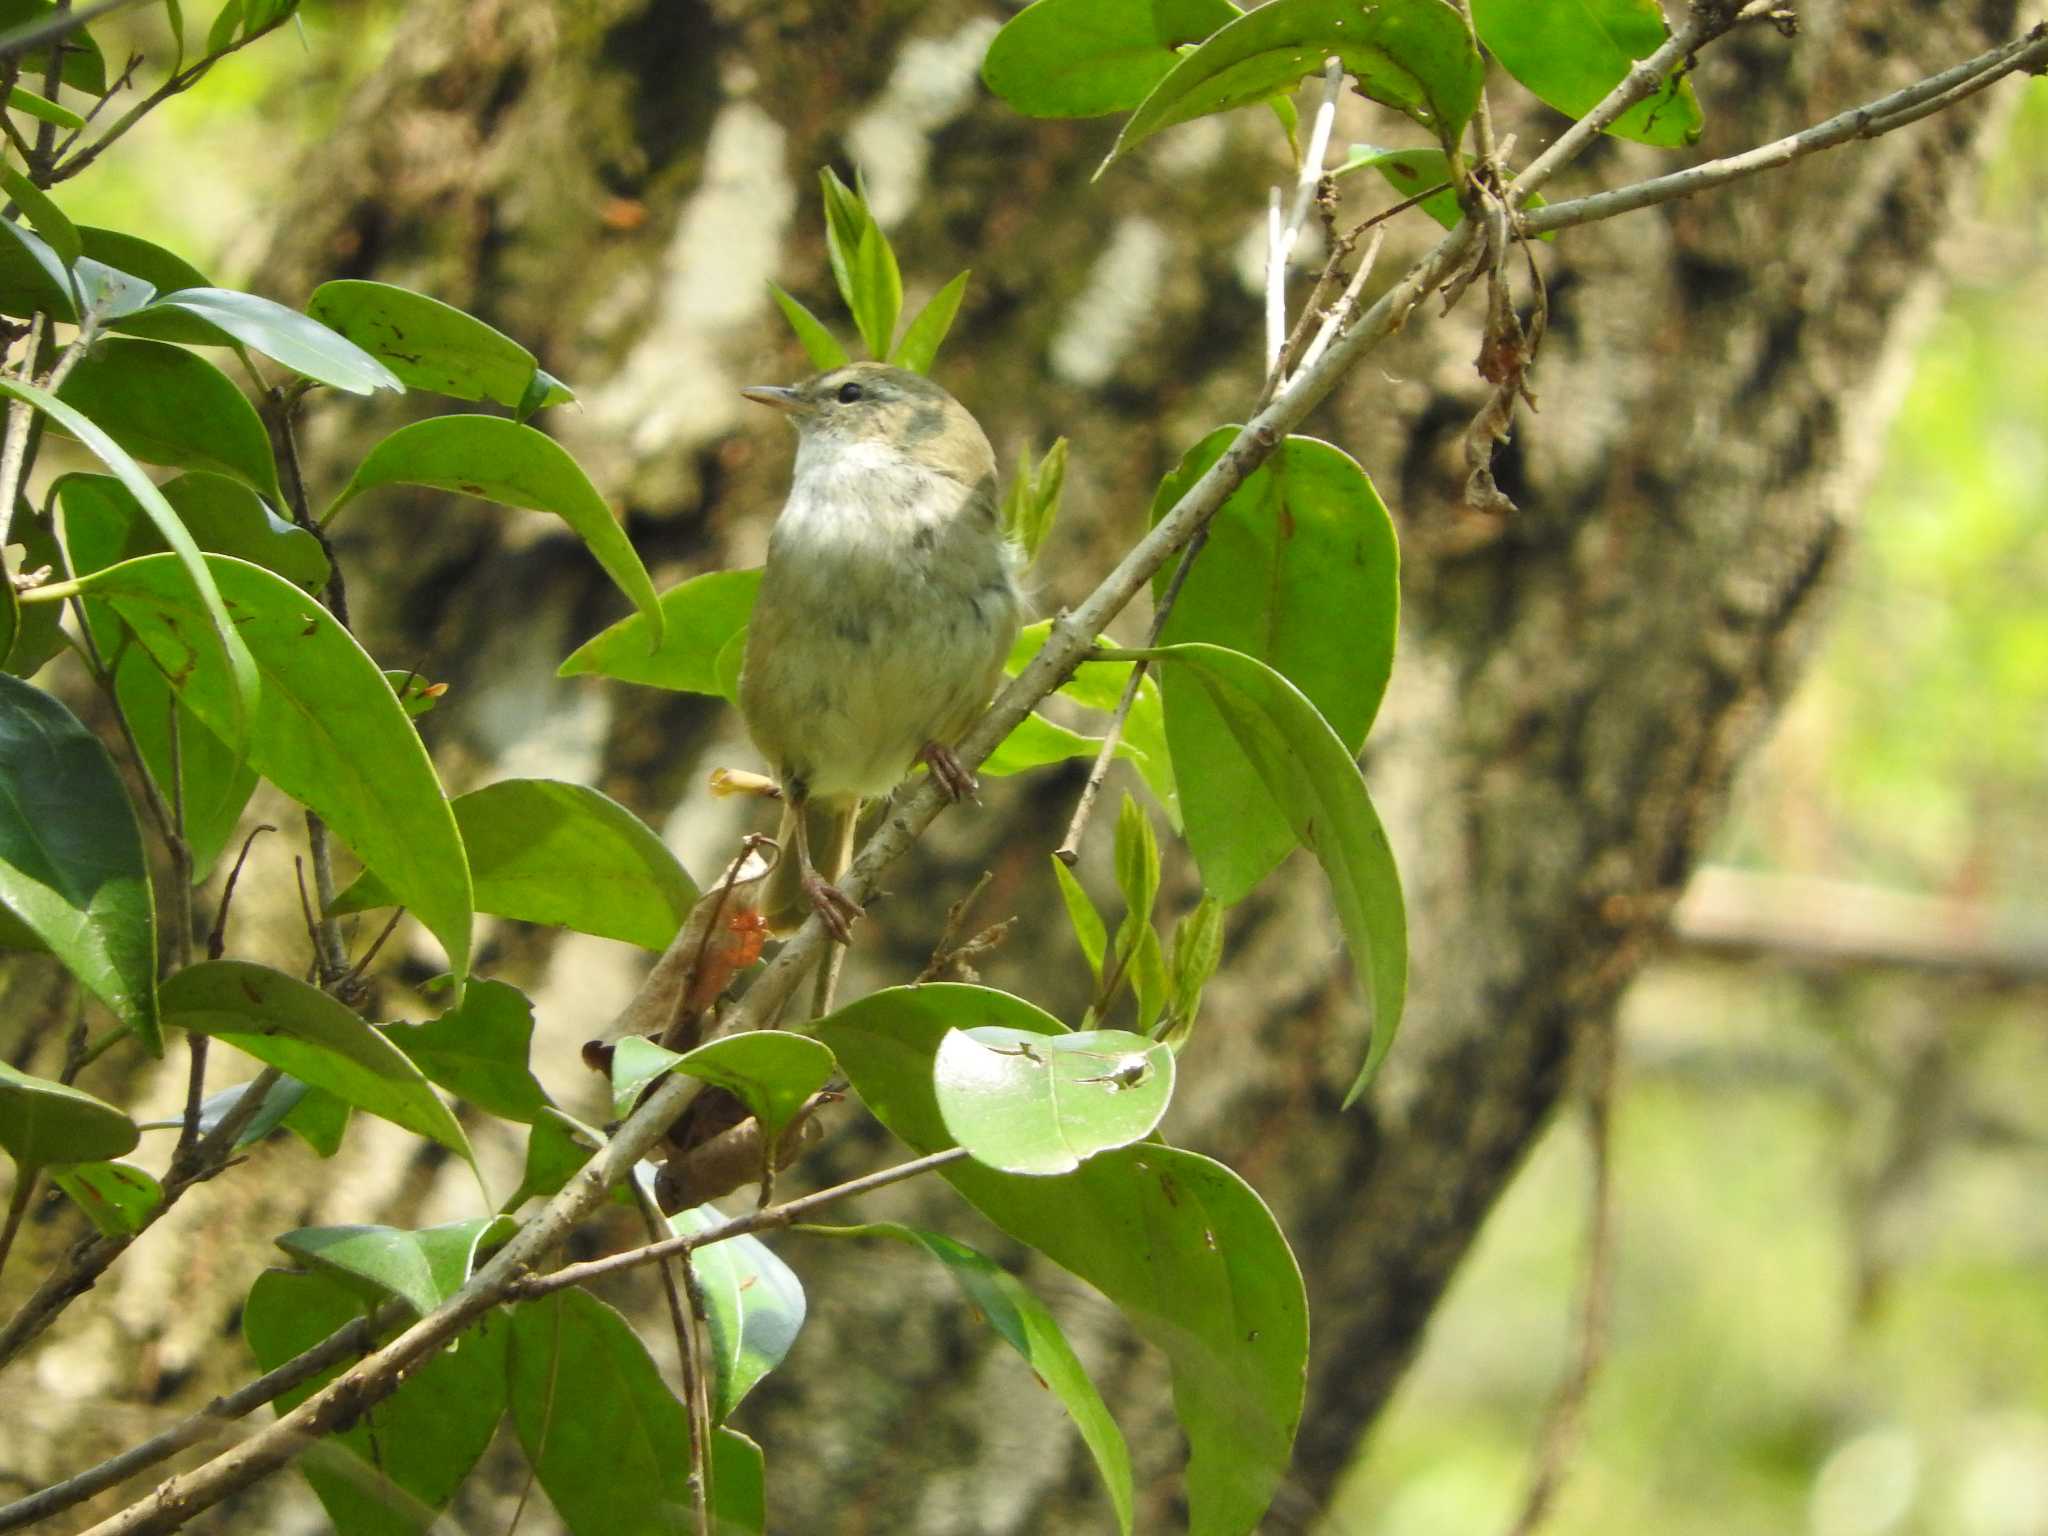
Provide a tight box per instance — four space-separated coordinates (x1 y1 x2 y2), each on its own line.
0 1171 36 1290
207 825 277 961
631 1180 712 1536
0 1301 403 1532
1265 57 1345 382
0 312 46 549
1521 24 2048 237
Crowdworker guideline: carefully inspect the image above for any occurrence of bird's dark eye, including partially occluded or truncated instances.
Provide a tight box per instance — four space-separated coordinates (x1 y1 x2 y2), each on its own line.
835 381 864 404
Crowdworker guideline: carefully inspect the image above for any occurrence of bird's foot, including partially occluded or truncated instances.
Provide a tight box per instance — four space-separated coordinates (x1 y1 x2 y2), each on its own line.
919 741 978 802
803 871 864 944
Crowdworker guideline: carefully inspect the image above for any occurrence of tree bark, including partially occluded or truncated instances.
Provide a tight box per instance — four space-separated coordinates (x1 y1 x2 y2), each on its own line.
1 1 2024 1529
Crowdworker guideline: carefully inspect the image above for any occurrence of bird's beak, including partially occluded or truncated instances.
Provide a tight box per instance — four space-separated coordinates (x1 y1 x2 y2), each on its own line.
740 384 804 412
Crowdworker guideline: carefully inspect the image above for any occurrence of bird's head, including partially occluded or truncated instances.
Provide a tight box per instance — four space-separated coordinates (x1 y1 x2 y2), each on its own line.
741 362 992 484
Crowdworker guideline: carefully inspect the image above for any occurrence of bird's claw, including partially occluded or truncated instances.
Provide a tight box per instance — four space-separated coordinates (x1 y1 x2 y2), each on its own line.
919 741 978 803
804 872 864 944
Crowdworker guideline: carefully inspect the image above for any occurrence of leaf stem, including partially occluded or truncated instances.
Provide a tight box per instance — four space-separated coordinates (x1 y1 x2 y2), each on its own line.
0 1170 37 1291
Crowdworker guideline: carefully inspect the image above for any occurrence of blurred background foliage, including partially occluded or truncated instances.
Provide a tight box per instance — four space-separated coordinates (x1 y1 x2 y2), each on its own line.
40 6 2048 1532
1339 79 2048 1536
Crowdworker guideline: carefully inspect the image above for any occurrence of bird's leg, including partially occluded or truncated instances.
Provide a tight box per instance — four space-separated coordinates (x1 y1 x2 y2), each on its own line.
918 741 978 803
790 796 864 944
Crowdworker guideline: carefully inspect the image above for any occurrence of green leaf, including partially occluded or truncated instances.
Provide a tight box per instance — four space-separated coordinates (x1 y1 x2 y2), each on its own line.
245 1266 507 1536
1052 856 1108 984
504 1108 597 1211
0 674 159 1050
1167 894 1224 1032
767 282 851 371
59 469 328 592
559 567 761 699
0 1060 138 1169
81 553 473 981
54 338 280 502
711 1429 765 1535
204 0 240 52
847 220 902 360
1149 430 1398 903
1471 0 1704 147
845 1222 1134 1535
195 1073 351 1156
935 1024 1173 1175
607 1032 833 1145
6 83 81 128
1 168 80 269
0 218 77 320
515 367 577 421
125 288 403 395
382 978 550 1123
51 1159 162 1235
6 383 262 749
1004 622 1179 822
332 778 695 952
888 269 970 374
3 503 64 677
1103 0 1485 171
275 1216 514 1318
982 0 1242 117
1129 922 1169 1033
671 1201 807 1421
0 0 110 92
1112 792 1160 948
328 416 661 643
818 984 1307 1536
386 669 443 717
1335 142 1554 237
109 643 256 884
510 1289 713 1535
162 960 475 1163
980 708 1102 778
307 279 555 407
1141 644 1406 1099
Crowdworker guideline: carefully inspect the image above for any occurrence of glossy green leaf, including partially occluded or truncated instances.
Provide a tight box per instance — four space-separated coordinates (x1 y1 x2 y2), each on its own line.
195 1073 351 1156
82 553 473 981
1129 922 1169 1032
307 279 552 406
1335 143 1554 237
0 219 76 322
846 1221 1133 1535
711 1429 765 1535
672 1201 807 1420
819 984 1307 1536
51 1159 163 1235
76 470 327 589
1142 644 1406 1098
332 778 694 951
935 1024 1173 1175
980 708 1101 778
982 0 1242 116
510 1289 717 1536
382 978 549 1123
6 384 261 748
0 227 186 330
328 415 661 642
768 282 850 372
0 0 110 92
55 338 281 501
1052 856 1107 984
6 83 81 128
0 674 158 1049
3 504 64 677
1104 0 1484 171
1149 430 1398 903
514 367 577 421
1167 894 1224 1033
1471 0 1704 147
847 220 901 359
1005 621 1179 822
504 1108 597 1211
559 567 761 699
128 287 402 394
162 960 474 1162
0 1060 138 1169
276 1216 514 1318
204 0 240 53
245 1266 507 1536
1113 792 1160 946
385 669 443 717
1 168 80 269
889 269 970 374
608 1031 833 1145
110 645 256 884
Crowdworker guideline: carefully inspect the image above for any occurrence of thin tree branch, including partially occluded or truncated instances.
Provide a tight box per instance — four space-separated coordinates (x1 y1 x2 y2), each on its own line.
1521 24 2048 237
0 1301 404 1532
631 1179 712 1536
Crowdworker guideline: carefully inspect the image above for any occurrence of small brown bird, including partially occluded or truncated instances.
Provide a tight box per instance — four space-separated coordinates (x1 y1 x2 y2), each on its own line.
738 362 1024 940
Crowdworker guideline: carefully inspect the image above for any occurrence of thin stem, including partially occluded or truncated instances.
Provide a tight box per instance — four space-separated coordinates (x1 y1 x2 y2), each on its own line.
631 1180 712 1536
1263 56 1345 386
1521 24 2048 237
0 1170 36 1290
0 1300 402 1533
207 824 277 961
27 0 63 177
1263 186 1284 375
0 311 45 549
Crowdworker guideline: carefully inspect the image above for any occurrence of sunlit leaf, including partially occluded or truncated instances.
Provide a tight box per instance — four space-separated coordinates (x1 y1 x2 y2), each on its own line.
0 1059 138 1169
308 279 554 407
51 1159 162 1235
982 0 1241 117
559 567 761 699
934 1024 1173 1175
671 1200 807 1420
1471 0 1704 147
